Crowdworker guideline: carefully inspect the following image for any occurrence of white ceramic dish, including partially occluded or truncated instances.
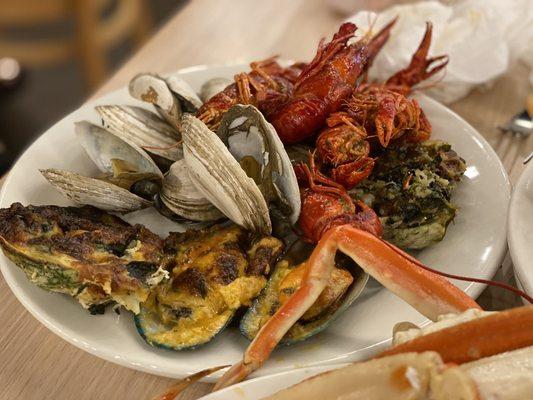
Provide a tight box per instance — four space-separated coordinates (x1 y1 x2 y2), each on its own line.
508 160 533 302
198 364 346 400
0 63 510 380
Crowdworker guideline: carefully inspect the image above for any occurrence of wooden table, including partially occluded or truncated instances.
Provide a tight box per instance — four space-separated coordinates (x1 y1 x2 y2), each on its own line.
1 1 532 399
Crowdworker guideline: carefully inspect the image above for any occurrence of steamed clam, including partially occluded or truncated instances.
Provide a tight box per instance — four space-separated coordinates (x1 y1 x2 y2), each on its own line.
199 77 232 102
217 104 301 225
96 105 183 164
182 113 272 234
41 122 161 213
40 169 152 212
128 72 202 129
76 120 163 190
159 160 223 222
181 105 300 234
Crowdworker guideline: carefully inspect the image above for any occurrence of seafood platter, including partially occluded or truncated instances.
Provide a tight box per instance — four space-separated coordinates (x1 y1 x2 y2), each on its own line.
0 19 519 386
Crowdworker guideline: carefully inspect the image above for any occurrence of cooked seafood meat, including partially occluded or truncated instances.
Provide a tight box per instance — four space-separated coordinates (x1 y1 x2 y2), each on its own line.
0 203 165 314
135 223 283 349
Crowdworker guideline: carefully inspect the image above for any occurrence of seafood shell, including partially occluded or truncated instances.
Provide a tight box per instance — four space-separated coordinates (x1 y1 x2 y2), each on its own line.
75 121 163 181
160 160 223 222
96 105 183 162
240 240 369 344
40 169 151 212
217 104 301 224
199 77 232 102
181 113 271 234
129 73 202 128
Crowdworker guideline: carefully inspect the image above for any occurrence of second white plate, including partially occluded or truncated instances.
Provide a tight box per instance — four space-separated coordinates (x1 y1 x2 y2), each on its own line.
509 159 533 302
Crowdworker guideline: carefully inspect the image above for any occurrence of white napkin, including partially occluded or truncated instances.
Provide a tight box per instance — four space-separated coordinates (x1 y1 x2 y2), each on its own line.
346 0 533 103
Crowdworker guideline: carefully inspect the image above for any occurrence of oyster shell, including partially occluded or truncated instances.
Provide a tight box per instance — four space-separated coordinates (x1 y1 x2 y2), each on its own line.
181 113 272 234
96 105 183 162
160 160 223 222
217 104 301 224
199 77 232 102
41 169 151 212
129 73 202 128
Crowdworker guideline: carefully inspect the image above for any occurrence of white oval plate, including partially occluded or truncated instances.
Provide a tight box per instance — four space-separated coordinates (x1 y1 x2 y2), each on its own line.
0 64 510 380
508 160 533 301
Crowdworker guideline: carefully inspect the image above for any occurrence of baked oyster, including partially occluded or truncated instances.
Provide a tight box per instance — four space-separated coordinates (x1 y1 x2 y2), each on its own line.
351 141 466 249
0 203 166 314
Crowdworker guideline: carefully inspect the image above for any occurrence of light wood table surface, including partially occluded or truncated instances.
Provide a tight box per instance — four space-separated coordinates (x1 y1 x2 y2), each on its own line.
1 1 532 399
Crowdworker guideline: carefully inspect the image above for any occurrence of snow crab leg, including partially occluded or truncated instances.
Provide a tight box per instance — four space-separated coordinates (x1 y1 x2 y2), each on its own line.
213 225 480 390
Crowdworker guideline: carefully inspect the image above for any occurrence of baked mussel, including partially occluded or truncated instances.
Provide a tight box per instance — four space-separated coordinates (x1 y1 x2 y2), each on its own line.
240 240 368 344
135 223 283 350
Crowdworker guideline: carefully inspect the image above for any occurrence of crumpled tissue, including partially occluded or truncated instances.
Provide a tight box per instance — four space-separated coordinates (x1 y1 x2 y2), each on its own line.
347 0 533 103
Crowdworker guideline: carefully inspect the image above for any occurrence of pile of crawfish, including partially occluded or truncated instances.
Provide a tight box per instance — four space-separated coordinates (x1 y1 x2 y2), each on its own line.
196 19 448 243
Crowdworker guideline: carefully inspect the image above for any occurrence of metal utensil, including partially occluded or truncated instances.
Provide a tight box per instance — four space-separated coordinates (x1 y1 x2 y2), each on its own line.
499 109 533 136
496 102 532 172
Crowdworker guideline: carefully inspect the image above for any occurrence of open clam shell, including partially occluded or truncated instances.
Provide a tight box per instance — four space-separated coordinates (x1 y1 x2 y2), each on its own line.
181 113 271 234
199 77 232 102
160 160 223 222
217 104 301 224
75 121 163 180
129 73 202 128
96 105 183 163
40 169 151 212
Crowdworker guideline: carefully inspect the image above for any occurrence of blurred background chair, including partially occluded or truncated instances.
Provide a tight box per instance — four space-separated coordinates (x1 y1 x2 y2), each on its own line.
0 0 151 90
0 0 183 174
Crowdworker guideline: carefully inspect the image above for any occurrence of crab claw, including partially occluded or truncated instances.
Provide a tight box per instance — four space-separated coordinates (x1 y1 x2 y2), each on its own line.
214 225 480 390
379 305 533 364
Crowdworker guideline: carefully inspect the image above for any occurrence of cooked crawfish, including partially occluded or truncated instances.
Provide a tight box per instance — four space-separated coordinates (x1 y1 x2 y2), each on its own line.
264 20 396 144
197 20 396 141
294 155 382 242
315 22 448 189
196 57 305 131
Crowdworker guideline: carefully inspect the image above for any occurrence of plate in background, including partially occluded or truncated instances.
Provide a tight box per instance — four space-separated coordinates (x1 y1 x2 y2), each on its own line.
508 160 533 302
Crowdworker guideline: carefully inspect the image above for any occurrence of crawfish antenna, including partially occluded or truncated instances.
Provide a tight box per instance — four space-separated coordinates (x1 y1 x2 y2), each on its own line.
362 17 397 74
383 240 533 304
